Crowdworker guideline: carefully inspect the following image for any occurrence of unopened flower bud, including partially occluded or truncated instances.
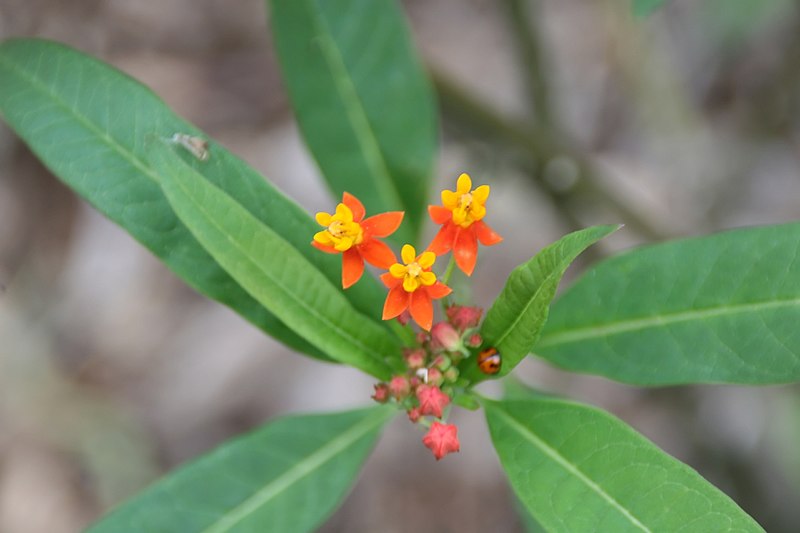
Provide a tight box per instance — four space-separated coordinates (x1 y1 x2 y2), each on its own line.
444 367 459 383
426 367 444 386
430 322 461 351
409 376 421 389
433 354 452 371
416 332 429 345
372 383 390 403
389 375 411 399
416 384 451 418
404 348 426 370
422 421 460 460
466 333 483 348
446 305 483 331
407 407 421 423
396 310 411 326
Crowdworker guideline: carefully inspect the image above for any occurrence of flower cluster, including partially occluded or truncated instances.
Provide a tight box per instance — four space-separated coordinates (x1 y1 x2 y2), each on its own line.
311 173 500 460
312 173 501 331
371 304 483 460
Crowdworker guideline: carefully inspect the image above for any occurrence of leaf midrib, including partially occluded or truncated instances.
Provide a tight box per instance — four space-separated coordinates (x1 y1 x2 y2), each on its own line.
301 0 406 216
488 254 572 353
0 50 164 187
537 298 800 348
490 405 651 533
166 161 391 377
201 409 391 533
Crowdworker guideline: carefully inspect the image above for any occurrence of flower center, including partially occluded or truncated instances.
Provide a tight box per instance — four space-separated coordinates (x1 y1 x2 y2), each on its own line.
406 262 422 278
458 192 473 210
326 220 364 250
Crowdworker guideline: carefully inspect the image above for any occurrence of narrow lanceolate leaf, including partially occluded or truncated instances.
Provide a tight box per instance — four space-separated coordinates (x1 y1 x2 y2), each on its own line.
0 38 391 361
484 398 763 533
269 0 437 241
476 226 619 380
152 144 398 379
88 406 394 533
537 223 800 385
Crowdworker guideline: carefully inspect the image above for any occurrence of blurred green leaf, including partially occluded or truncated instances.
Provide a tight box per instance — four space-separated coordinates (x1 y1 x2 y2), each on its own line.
268 0 437 241
484 397 763 532
633 0 666 18
537 223 800 385
0 38 394 362
474 226 619 381
89 406 394 533
152 143 399 379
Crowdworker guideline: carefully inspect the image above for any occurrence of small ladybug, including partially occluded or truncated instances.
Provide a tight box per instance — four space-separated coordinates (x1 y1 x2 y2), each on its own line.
477 347 502 375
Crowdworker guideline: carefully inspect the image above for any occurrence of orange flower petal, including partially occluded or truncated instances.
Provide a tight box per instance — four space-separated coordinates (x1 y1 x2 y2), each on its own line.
383 285 410 320
409 289 433 331
426 281 452 300
380 272 402 288
359 239 397 269
428 205 451 225
311 240 339 254
362 211 404 238
474 221 503 246
342 248 364 289
427 223 457 256
342 192 366 222
454 227 478 276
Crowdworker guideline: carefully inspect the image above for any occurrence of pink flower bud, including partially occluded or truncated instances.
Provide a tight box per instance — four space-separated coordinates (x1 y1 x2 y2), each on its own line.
404 348 426 370
389 375 410 400
433 354 452 371
443 367 460 383
430 322 461 351
407 407 421 423
416 332 429 345
426 367 444 386
422 422 460 460
396 310 411 326
372 383 390 403
409 376 421 389
446 305 483 331
466 333 483 348
416 384 450 418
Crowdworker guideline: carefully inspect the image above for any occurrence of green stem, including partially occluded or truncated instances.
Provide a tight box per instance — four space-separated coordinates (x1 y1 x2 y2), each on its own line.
438 256 457 314
440 255 456 286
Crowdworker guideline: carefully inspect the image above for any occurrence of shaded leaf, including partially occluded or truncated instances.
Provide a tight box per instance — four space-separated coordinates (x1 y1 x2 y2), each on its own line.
89 406 394 533
484 397 763 532
152 143 399 379
537 223 800 385
269 0 437 241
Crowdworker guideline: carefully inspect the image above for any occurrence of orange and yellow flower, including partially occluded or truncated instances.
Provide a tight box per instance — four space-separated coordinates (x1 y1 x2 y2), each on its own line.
428 173 503 276
313 192 403 289
381 245 451 331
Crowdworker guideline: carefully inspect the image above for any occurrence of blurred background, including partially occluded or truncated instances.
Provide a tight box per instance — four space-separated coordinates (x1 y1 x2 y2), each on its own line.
1 0 800 531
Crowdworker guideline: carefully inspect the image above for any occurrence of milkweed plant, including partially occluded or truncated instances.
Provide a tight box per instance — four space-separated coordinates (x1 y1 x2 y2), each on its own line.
1 0 796 531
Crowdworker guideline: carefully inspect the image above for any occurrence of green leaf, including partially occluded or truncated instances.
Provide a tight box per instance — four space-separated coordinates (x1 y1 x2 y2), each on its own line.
0 38 389 362
88 406 394 533
484 397 763 533
633 0 666 17
268 0 437 241
537 223 800 385
151 143 399 379
475 225 620 380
